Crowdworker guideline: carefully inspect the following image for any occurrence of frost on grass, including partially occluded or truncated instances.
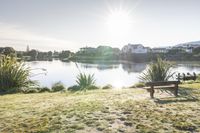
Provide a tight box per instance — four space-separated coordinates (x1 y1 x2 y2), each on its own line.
0 87 200 132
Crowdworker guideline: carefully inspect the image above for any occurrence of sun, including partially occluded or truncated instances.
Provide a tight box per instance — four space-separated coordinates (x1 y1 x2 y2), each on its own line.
106 9 132 36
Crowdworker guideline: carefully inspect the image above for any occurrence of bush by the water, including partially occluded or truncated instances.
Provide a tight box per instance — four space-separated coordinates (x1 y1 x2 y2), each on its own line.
102 84 113 89
18 87 51 93
130 82 145 88
68 85 80 91
0 56 34 93
68 85 99 91
76 73 96 90
24 88 39 93
38 87 51 92
52 82 66 92
68 73 97 91
87 85 99 90
140 58 174 82
197 74 200 81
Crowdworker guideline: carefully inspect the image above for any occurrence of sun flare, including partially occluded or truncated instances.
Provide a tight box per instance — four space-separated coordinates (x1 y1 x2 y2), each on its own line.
106 9 132 36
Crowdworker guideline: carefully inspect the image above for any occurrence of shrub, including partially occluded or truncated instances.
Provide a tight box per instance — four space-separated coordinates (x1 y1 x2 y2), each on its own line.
68 85 99 92
130 82 145 88
52 82 65 92
17 87 51 93
68 85 80 91
197 74 200 81
24 88 39 93
87 85 99 90
140 58 175 82
102 84 113 89
38 87 51 92
76 73 96 90
68 73 97 91
0 56 35 93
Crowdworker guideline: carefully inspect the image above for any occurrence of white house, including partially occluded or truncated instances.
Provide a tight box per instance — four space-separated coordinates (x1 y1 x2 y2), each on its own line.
185 48 192 53
174 45 194 53
174 41 200 53
152 47 172 53
152 48 168 53
79 47 96 54
121 44 148 54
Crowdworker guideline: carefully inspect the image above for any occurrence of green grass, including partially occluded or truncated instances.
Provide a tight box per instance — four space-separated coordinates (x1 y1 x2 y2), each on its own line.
180 82 200 89
0 85 200 133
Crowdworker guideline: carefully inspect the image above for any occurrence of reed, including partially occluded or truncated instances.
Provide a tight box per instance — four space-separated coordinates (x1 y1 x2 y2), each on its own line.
140 58 175 82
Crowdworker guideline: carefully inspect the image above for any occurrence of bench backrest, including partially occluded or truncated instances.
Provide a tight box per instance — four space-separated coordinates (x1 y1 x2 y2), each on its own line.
146 81 180 86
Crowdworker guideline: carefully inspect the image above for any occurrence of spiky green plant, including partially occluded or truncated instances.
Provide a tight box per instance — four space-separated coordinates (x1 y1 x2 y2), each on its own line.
139 58 175 82
76 73 96 90
0 55 34 93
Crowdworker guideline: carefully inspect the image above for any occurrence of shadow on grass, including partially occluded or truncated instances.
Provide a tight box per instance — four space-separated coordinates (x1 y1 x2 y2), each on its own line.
154 88 199 104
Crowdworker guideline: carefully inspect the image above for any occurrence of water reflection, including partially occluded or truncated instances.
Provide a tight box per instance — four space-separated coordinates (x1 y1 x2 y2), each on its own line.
80 63 119 70
26 60 200 88
122 63 147 73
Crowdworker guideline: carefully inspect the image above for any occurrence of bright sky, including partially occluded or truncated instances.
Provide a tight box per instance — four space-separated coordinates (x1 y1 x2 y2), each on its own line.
0 0 200 52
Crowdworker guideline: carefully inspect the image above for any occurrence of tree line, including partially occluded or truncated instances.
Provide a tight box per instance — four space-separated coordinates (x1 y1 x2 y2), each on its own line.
1 46 200 62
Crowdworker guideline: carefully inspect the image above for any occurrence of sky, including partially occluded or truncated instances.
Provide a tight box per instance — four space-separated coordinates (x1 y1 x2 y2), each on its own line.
0 0 200 52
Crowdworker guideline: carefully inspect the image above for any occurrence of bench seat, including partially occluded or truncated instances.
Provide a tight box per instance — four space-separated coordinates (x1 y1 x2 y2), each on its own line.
143 85 175 89
144 81 180 98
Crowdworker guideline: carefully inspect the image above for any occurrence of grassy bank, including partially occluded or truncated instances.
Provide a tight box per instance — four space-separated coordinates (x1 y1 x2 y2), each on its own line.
0 84 200 133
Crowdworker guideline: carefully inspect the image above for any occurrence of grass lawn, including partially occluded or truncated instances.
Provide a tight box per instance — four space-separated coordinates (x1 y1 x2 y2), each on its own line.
0 84 200 133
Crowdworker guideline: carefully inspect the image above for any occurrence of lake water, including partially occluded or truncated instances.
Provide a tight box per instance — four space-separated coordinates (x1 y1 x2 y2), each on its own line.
26 60 200 88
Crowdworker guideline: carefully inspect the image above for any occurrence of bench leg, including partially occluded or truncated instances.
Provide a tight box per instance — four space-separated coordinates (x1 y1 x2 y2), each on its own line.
174 84 178 97
150 87 154 98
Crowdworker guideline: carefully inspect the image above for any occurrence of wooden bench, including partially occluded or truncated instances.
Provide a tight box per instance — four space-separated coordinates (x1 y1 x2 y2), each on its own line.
144 81 180 98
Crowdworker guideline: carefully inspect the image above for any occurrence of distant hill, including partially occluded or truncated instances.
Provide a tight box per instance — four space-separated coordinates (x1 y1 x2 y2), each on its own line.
175 41 200 48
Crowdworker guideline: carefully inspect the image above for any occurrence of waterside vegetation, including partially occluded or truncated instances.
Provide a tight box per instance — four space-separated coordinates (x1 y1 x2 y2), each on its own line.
0 55 35 93
139 58 175 82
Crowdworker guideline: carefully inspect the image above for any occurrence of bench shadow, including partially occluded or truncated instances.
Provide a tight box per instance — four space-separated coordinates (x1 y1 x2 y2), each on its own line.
154 88 199 104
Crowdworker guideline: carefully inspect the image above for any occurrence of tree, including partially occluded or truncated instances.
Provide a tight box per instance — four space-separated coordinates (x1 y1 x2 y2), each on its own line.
167 48 185 54
28 49 38 60
47 51 53 58
193 47 200 55
59 50 71 59
0 47 16 57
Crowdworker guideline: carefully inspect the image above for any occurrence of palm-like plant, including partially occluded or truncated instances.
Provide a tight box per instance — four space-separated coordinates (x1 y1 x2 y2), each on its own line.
139 58 175 82
76 73 95 90
0 56 34 93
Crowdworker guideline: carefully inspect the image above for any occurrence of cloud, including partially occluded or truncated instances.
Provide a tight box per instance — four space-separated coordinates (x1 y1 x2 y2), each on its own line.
0 22 79 51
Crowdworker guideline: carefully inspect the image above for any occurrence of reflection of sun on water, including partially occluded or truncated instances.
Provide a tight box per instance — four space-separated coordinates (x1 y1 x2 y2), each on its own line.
112 79 124 88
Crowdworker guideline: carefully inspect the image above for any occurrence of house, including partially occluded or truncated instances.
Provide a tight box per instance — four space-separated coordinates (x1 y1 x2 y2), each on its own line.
173 45 194 53
152 47 172 53
185 47 193 53
80 47 96 54
174 41 200 53
121 44 148 54
152 48 168 53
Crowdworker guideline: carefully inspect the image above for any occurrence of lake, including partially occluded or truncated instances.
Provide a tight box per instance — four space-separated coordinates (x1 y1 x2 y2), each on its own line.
26 60 200 88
